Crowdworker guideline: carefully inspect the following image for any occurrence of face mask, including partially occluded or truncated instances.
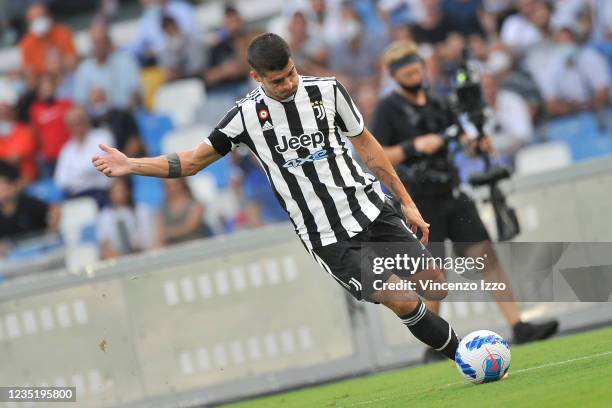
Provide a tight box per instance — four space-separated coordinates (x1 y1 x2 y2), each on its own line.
0 121 14 136
558 44 578 65
400 82 423 95
30 17 52 37
88 103 109 119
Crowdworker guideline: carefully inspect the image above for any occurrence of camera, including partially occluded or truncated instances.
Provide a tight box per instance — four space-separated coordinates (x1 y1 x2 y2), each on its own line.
448 48 521 241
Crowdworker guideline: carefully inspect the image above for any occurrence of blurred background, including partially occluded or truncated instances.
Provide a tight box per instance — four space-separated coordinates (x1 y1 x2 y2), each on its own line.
0 0 611 407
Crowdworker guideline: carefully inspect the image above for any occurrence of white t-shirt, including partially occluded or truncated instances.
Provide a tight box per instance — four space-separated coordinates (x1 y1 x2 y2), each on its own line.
500 14 543 52
485 90 533 158
539 46 611 103
96 207 141 253
54 128 114 194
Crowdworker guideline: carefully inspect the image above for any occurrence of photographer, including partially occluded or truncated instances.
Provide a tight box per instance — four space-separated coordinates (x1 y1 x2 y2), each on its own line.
371 41 558 360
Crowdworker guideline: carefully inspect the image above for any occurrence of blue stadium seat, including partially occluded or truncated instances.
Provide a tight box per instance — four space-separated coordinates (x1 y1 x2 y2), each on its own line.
135 109 175 156
26 179 65 203
132 175 165 209
199 156 232 190
542 112 612 161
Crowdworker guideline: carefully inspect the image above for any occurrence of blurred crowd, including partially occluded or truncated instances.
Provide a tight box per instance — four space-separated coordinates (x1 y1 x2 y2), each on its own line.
1 0 611 264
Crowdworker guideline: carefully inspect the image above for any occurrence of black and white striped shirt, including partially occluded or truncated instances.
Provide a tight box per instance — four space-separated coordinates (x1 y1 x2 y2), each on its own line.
205 76 385 249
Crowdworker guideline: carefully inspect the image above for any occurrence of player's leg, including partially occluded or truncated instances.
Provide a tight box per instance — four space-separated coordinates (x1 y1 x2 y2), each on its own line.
409 196 449 319
362 197 460 360
369 272 460 361
449 192 559 343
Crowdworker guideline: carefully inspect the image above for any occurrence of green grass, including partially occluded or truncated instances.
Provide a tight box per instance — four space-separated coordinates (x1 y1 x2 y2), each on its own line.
227 326 612 408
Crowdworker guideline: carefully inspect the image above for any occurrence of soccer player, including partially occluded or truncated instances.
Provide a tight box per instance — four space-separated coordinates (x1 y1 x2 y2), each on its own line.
92 33 459 360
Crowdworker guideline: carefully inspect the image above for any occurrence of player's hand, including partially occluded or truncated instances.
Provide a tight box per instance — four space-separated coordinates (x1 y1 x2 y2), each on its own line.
414 134 444 154
92 144 130 177
401 202 430 244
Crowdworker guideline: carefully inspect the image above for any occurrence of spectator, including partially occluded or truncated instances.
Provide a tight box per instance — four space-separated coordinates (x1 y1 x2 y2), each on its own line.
500 0 548 54
410 0 459 45
486 47 542 119
159 15 207 81
87 88 143 158
96 177 141 259
74 21 141 110
29 74 72 179
54 106 113 207
329 5 382 85
158 178 211 245
129 0 197 66
286 11 330 77
540 25 610 117
590 0 612 43
304 0 346 48
0 161 59 242
481 70 533 162
442 0 486 37
377 0 425 27
45 47 75 100
19 3 77 76
0 88 37 184
204 5 256 98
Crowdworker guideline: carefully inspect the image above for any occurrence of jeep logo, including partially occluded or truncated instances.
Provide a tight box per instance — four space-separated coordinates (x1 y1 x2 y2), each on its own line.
275 132 324 153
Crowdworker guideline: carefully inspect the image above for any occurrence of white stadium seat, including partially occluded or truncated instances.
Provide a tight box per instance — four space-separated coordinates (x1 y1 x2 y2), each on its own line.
59 197 98 245
154 79 207 127
59 197 100 270
515 141 572 175
161 125 212 155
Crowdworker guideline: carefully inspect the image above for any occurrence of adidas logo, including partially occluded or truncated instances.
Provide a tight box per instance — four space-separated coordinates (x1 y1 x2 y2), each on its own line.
262 121 274 131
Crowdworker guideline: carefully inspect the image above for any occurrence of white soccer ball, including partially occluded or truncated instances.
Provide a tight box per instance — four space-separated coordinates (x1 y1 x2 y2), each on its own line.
455 330 511 384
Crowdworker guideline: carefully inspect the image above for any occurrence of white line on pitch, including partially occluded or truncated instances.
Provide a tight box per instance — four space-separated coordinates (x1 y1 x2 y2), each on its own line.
340 350 612 408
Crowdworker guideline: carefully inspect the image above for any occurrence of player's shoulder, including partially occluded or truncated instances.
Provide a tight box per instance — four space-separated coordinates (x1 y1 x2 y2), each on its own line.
236 87 264 107
300 75 338 86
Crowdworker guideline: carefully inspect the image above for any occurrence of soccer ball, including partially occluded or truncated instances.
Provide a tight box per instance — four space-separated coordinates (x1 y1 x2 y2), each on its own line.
455 330 511 384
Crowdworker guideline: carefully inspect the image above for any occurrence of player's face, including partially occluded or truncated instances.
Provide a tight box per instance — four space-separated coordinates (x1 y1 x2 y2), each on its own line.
253 60 300 101
392 61 425 89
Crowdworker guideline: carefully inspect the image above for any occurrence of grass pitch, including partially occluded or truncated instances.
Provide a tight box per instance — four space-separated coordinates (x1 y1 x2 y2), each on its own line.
228 326 612 408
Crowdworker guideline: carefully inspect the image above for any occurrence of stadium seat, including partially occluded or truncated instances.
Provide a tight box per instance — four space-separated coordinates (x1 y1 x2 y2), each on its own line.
161 125 232 189
153 79 207 127
194 95 236 127
161 125 212 154
132 175 165 209
140 66 167 110
59 197 98 245
59 197 100 270
135 109 175 157
542 112 612 161
514 141 572 175
26 179 65 203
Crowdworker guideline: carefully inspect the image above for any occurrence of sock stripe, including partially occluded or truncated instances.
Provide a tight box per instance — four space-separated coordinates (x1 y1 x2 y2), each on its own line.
401 302 426 326
434 324 453 351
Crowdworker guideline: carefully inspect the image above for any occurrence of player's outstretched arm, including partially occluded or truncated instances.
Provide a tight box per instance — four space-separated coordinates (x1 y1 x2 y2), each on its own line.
351 127 430 244
91 142 222 178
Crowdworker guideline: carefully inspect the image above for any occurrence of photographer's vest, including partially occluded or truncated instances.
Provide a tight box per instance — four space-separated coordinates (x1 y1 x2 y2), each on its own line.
388 91 459 198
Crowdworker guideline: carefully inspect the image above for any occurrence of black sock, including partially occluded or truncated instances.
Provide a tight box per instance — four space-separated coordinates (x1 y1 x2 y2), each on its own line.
399 300 459 360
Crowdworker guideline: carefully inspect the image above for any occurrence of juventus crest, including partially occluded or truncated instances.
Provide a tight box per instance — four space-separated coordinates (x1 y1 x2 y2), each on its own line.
311 100 326 121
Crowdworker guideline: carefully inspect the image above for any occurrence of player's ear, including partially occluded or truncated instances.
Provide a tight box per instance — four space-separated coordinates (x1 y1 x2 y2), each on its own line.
249 70 262 84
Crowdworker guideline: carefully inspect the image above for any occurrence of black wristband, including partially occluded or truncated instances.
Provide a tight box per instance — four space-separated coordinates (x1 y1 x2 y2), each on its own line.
401 140 418 160
166 153 182 178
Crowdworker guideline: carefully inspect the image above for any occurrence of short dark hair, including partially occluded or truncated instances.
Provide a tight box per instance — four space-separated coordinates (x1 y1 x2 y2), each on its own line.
161 15 178 30
247 33 291 74
0 161 19 182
